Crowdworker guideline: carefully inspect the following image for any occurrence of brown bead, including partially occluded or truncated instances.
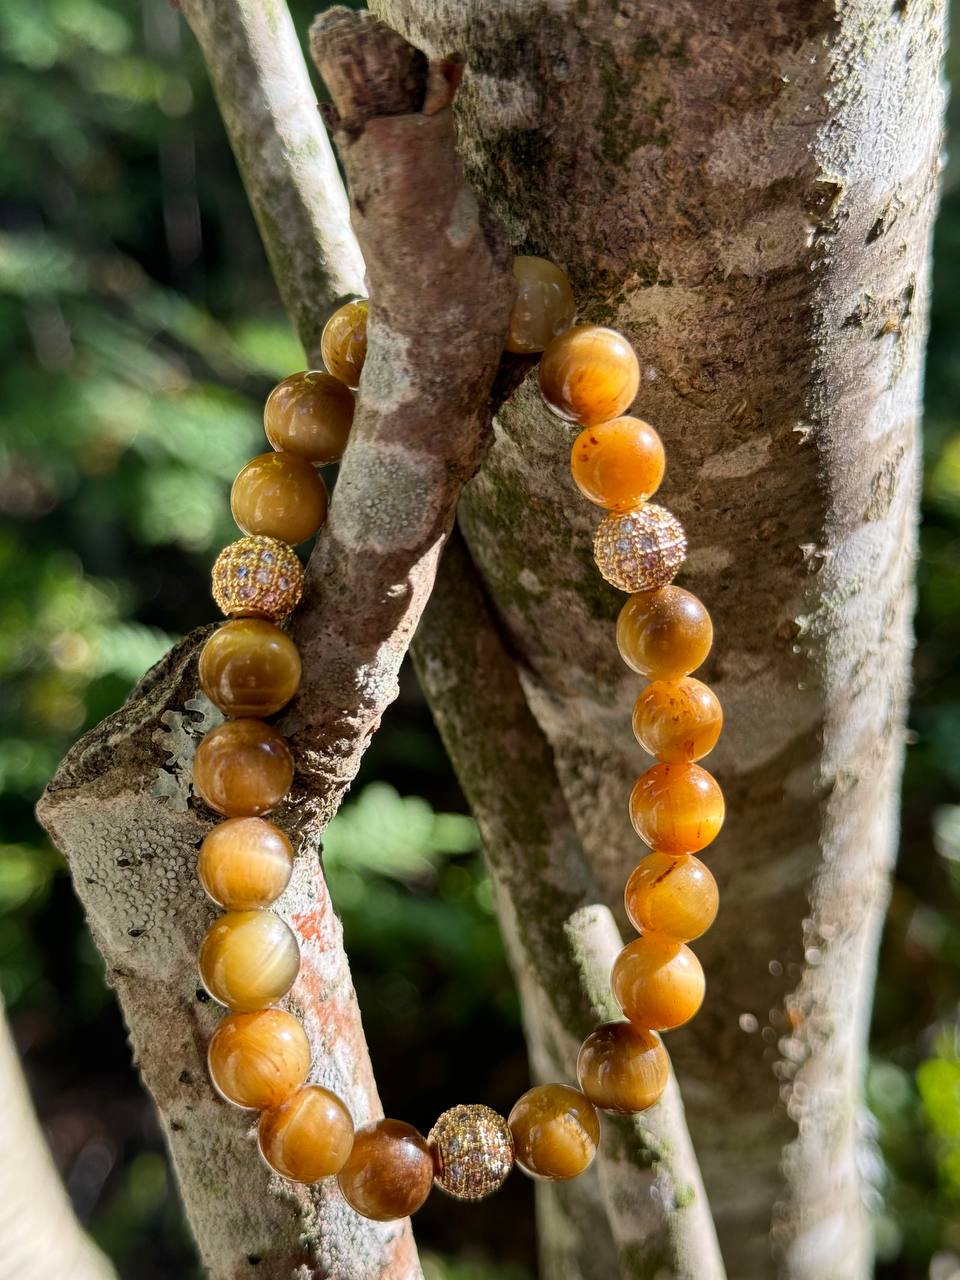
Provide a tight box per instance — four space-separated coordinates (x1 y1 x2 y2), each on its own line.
207 1008 310 1109
259 1084 355 1183
624 853 718 941
198 910 300 1011
199 619 301 719
264 370 355 464
632 677 723 763
428 1104 514 1201
571 418 665 511
508 1084 600 1181
577 1022 669 1114
321 300 368 388
231 452 328 546
211 536 304 622
337 1119 434 1220
193 719 294 818
594 504 687 593
616 587 713 680
539 325 639 426
197 817 294 910
628 762 725 855
505 256 575 354
611 934 705 1031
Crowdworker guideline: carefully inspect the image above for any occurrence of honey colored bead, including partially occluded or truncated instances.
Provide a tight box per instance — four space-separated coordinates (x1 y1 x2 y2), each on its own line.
594 504 687 593
612 934 705 1031
539 325 640 426
624 853 718 941
428 1104 514 1201
632 677 723 763
264 370 355 464
571 418 665 511
208 1008 310 1109
628 762 725 855
321 299 368 388
576 1022 669 1115
198 909 300 1011
199 619 302 719
198 817 294 910
231 452 328 546
259 1085 355 1183
616 586 713 680
508 1084 600 1181
212 536 304 621
337 1119 434 1220
193 719 294 818
505 256 575 354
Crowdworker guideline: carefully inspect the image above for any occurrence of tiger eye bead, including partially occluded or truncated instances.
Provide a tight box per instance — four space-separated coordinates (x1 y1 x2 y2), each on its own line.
231 452 328 546
321 299 368 388
539 325 640 426
628 762 725 855
632 677 723 763
337 1119 434 1220
198 910 300 1011
616 587 713 680
428 1104 514 1201
259 1085 355 1183
508 1084 600 1181
576 1022 669 1115
624 853 719 941
264 370 355 464
212 536 304 622
193 719 294 818
505 256 575 354
571 418 665 511
594 505 687 593
207 1008 310 1109
199 620 302 719
611 934 705 1031
198 817 294 910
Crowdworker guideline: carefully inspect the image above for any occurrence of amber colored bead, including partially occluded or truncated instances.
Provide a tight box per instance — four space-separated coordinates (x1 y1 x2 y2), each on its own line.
231 452 328 547
624 853 718 941
632 677 723 763
508 1084 600 1181
594 504 687 593
211 536 304 622
428 1104 514 1201
264 370 355 464
576 1022 669 1115
616 587 713 680
337 1119 434 1220
207 1008 310 1109
571 418 665 511
259 1084 354 1183
193 719 294 818
612 934 705 1031
321 300 368 388
505 256 575 354
628 762 725 855
197 817 294 910
198 909 300 1011
539 325 640 426
199 620 301 719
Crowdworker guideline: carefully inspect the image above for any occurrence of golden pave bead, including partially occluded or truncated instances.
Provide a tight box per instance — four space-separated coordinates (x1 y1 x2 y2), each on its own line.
594 505 687 594
428 1103 514 1201
212 536 303 622
508 1083 600 1181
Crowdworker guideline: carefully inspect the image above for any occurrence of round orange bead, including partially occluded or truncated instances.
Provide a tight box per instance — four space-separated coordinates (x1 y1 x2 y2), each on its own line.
624 853 718 941
198 910 300 1011
193 719 294 818
199 619 301 719
337 1119 434 1220
259 1085 355 1183
505 256 575 354
207 1008 310 1110
508 1083 600 1181
321 299 368 389
197 817 294 910
571 418 665 511
264 370 355 464
612 934 705 1031
231 452 328 546
616 587 713 680
576 1022 669 1115
632 677 723 763
628 762 725 855
539 325 640 426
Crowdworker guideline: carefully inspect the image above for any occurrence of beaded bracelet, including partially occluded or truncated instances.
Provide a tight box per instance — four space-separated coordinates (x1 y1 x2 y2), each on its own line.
190 254 723 1219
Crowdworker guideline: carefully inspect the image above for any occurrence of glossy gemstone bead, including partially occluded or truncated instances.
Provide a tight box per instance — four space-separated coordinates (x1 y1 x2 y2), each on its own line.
628 762 725 855
193 719 294 818
611 934 705 1031
321 299 368 388
594 505 687 593
539 325 640 426
197 817 294 910
337 1119 434 1221
231 452 328 546
505 256 575 354
508 1083 600 1181
624 853 718 941
616 587 713 680
264 370 355 464
207 1008 310 1109
198 909 300 1011
576 1022 669 1115
259 1085 355 1183
211 536 304 622
632 677 723 763
199 619 302 719
428 1104 514 1201
571 418 665 511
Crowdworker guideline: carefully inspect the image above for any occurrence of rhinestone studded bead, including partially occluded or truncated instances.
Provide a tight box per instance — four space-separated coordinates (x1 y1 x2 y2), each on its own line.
211 536 304 621
428 1103 514 1201
593 504 687 594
